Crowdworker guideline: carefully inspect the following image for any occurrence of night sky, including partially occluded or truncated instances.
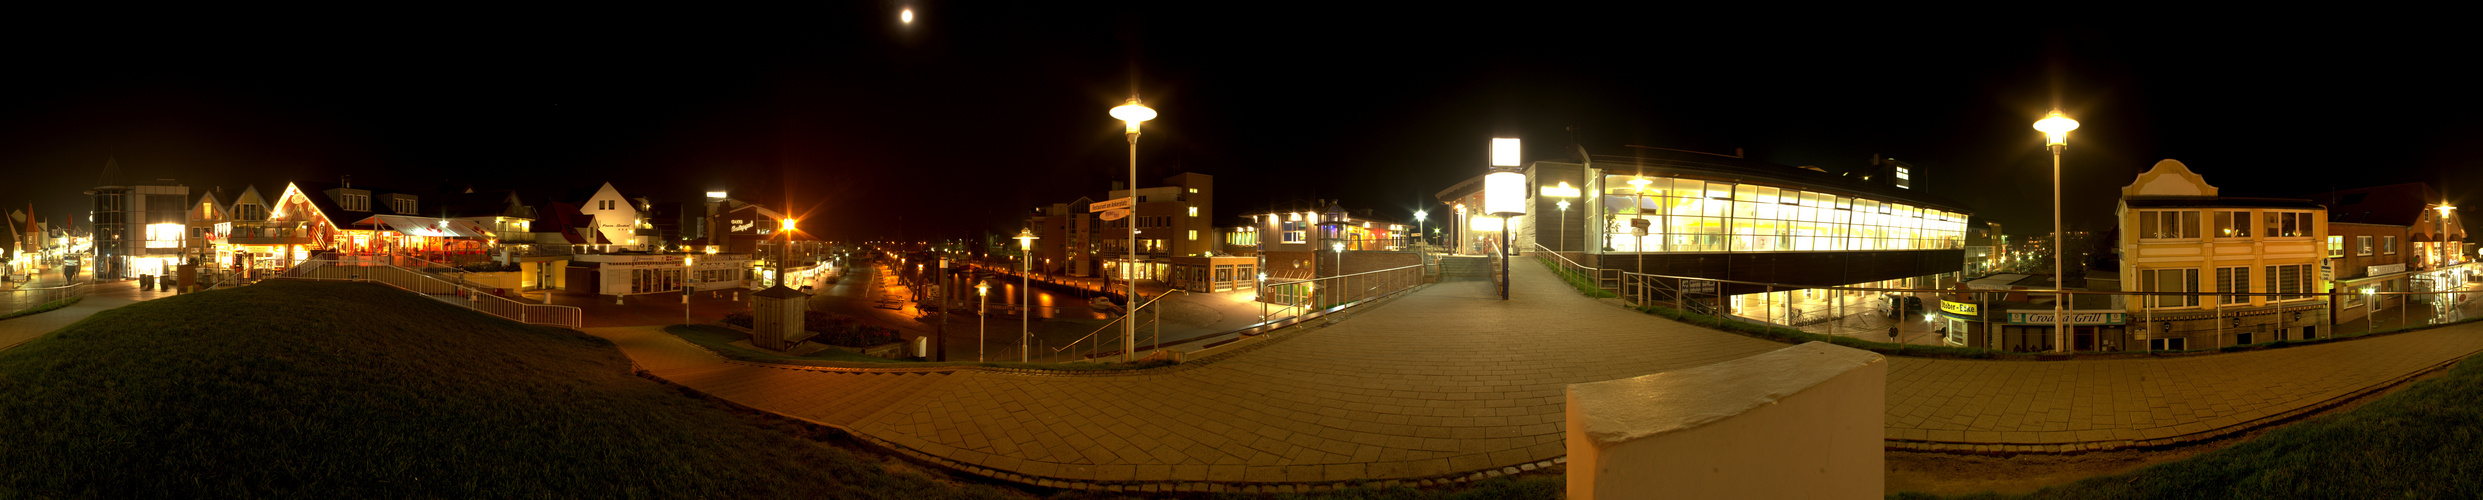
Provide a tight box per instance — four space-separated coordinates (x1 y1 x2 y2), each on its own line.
1 10 2470 243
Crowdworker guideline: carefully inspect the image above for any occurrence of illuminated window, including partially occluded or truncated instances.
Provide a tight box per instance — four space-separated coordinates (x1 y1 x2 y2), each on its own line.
1188 188 1198 193
2328 236 2345 257
1188 206 1198 217
145 223 185 248
1188 230 1198 240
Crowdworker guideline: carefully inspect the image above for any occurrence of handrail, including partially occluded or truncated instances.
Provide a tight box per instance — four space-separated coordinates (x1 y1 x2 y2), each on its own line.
274 259 583 330
1051 289 1188 359
1262 262 1425 287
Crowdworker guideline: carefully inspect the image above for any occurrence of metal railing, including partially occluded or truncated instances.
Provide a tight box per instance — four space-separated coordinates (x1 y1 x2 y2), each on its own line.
1046 290 1189 362
1533 242 1621 291
1585 266 2483 354
1 280 90 317
275 259 582 330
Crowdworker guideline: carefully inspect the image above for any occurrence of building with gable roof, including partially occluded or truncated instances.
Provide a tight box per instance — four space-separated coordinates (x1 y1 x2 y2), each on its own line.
2115 159 2330 352
2296 182 2473 325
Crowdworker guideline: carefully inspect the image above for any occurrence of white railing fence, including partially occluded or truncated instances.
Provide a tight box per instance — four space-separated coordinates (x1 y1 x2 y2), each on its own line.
276 260 582 330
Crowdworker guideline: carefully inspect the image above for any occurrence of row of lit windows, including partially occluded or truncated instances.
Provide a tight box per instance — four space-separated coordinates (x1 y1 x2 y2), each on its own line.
2136 209 2317 240
1597 175 1965 253
2138 264 2315 309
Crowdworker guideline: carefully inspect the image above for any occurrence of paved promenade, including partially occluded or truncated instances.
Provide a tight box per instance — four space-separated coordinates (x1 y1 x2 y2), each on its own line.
11 266 2483 489
592 260 2483 488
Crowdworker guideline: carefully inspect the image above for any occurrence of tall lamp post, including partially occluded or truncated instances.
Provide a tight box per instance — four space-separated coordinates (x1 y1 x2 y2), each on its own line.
1485 138 1527 300
1015 228 1038 363
2034 110 2079 353
1544 181 1579 252
683 256 694 327
1413 210 1427 248
976 279 990 362
1110 96 1155 362
777 218 799 289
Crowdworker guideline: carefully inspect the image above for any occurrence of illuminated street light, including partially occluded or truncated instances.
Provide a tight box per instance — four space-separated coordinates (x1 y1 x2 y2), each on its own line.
1484 137 1525 300
1014 228 1038 363
976 279 990 363
683 256 694 327
1110 96 1154 362
2033 110 2078 353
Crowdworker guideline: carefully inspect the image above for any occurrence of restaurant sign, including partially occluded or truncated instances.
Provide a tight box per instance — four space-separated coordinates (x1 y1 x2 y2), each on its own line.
1940 300 1979 316
2005 310 2127 325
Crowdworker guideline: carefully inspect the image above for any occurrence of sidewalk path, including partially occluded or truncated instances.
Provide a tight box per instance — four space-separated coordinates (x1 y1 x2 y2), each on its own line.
0 280 172 351
586 262 1790 487
594 259 2483 488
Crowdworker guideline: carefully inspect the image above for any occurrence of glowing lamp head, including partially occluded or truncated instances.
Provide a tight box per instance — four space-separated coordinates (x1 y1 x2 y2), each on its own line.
781 218 797 232
1332 241 1345 253
900 8 914 24
2034 110 2079 146
1557 200 1570 211
1413 210 1426 221
685 257 693 266
1110 97 1156 133
976 280 989 296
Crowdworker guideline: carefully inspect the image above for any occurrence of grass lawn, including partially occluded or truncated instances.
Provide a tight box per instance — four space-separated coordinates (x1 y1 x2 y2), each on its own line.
664 324 1175 371
0 280 1019 498
1902 353 2483 498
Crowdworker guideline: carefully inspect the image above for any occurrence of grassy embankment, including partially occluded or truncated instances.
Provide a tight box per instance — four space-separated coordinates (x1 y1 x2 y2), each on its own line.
0 280 1016 498
1902 351 2483 498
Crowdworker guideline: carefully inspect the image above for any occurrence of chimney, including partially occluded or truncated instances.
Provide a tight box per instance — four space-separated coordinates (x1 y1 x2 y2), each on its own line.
1732 148 1744 158
342 175 352 189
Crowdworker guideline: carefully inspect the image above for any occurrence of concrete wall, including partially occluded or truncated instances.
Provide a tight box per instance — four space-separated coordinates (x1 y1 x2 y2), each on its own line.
1566 342 1884 499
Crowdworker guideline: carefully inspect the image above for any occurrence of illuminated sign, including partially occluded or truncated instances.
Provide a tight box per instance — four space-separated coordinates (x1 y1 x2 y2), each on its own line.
1939 300 1978 316
2005 310 2126 325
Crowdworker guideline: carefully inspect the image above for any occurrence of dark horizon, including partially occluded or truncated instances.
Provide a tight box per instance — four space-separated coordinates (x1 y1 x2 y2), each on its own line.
3 11 2472 242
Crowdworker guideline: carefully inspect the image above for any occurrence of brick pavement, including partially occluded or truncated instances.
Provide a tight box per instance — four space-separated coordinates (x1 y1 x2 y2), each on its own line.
597 260 2483 488
15 263 2479 488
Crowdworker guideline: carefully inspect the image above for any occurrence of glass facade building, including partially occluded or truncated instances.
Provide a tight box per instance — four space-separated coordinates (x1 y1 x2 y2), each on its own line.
1594 174 1966 254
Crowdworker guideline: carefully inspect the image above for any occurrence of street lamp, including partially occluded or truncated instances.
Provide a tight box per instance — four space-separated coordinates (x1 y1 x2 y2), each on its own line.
683 256 694 327
1014 228 1038 363
976 279 990 362
1556 200 1570 251
1485 138 1527 300
1331 240 1346 305
1413 210 1427 247
778 218 800 288
2034 110 2079 353
1110 95 1155 362
1542 181 1580 252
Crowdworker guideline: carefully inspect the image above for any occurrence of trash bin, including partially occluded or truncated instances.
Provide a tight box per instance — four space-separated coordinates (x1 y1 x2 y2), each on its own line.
140 274 154 290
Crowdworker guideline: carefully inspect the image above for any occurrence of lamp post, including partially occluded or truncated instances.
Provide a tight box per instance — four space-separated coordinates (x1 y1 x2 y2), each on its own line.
1331 240 1346 306
1110 96 1155 363
1413 210 1427 248
1556 200 1570 252
683 256 694 327
1015 228 1038 363
777 218 799 289
1485 138 1526 300
2034 110 2079 353
976 279 990 362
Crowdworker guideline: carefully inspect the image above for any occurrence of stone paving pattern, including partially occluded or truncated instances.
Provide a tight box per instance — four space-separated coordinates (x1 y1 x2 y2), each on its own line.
12 264 2483 487
579 261 2483 485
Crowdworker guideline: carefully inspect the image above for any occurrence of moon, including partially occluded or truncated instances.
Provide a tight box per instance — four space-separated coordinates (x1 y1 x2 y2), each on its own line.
901 8 914 24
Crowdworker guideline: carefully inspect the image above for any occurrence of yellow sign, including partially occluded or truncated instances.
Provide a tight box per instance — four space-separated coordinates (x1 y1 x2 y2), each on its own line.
1940 300 1978 316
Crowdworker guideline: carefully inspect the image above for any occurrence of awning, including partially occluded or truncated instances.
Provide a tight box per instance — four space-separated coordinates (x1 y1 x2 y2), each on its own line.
354 215 492 238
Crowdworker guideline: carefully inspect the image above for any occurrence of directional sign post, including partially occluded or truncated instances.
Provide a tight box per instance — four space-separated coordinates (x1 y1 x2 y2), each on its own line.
1091 197 1134 221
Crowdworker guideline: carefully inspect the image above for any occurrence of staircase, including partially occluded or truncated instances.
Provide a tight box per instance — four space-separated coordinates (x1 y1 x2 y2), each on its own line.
1438 256 1495 282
